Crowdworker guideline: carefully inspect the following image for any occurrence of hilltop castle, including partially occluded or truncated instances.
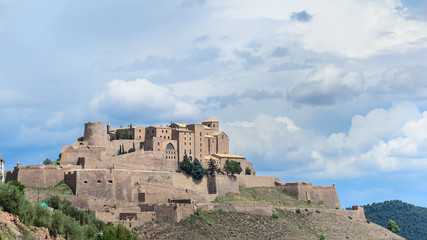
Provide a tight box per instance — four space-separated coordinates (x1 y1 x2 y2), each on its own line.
5 120 343 226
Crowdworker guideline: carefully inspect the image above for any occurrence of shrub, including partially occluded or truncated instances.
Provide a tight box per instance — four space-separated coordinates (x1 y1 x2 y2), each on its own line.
34 205 52 228
272 213 279 219
42 158 52 165
366 219 371 224
387 219 400 233
348 216 353 220
319 234 326 240
101 223 133 240
7 180 26 192
295 209 301 214
316 210 321 213
224 160 242 175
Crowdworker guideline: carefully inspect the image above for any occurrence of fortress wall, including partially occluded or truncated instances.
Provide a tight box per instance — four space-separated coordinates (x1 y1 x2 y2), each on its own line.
315 186 342 209
171 174 209 194
7 165 82 188
280 182 342 209
61 145 105 166
213 204 272 216
104 140 142 158
276 206 366 221
151 204 195 222
84 122 108 146
73 169 132 201
236 175 280 188
214 175 239 196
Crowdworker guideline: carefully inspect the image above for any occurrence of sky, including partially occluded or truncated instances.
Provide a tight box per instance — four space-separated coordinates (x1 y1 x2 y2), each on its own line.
1 0 427 208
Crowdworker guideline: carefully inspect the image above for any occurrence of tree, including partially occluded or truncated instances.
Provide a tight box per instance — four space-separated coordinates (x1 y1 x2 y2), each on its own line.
43 158 52 165
245 167 251 175
208 159 218 175
192 158 205 179
101 223 133 240
7 180 26 192
224 160 242 175
387 219 400 233
180 155 193 175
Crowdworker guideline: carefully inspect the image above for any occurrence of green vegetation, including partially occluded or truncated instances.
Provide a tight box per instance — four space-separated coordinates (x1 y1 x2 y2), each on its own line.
212 186 329 208
387 219 400 233
179 155 193 175
42 158 52 165
207 159 218 175
223 159 242 175
128 142 136 153
116 125 134 140
245 167 251 175
0 181 106 239
192 158 205 180
363 200 427 240
101 223 135 240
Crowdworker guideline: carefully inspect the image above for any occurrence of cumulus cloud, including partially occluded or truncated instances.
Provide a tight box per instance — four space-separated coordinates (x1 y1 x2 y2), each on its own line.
373 65 427 99
91 79 199 122
290 10 313 22
286 64 364 105
224 103 427 179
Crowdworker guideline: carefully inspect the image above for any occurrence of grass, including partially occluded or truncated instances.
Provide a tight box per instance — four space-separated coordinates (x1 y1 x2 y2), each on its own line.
211 186 330 209
24 180 73 203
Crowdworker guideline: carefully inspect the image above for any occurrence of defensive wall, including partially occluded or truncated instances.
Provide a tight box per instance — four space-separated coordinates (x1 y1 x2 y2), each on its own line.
5 164 82 188
279 182 342 209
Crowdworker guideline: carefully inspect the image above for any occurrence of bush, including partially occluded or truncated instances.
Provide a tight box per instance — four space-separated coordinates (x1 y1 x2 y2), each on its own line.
192 159 205 179
7 180 26 192
272 213 279 219
0 182 27 216
34 205 52 228
224 160 242 175
387 219 400 233
208 159 218 175
43 158 52 165
101 223 134 240
319 234 326 240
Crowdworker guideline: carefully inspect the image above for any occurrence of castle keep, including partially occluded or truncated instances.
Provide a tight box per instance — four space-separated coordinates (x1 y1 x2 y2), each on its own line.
6 120 343 226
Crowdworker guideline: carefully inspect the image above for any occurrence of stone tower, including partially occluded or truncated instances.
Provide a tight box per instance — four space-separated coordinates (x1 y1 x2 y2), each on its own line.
84 122 108 146
202 118 219 132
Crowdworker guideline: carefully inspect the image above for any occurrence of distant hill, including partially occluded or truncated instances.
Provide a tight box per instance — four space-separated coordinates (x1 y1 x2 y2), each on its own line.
363 200 427 240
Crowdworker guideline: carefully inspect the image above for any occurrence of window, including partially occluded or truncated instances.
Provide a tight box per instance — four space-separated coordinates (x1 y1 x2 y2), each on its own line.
200 138 202 141
168 136 170 139
184 137 186 140
158 142 160 146
166 130 168 133
189 149 192 154
184 150 187 154
108 180 113 184
200 132 202 136
200 149 202 152
200 154 202 158
152 130 154 133
184 142 186 145
189 137 191 140
200 143 202 147
139 136 141 139
164 136 166 139
189 142 191 145
97 180 101 184
162 130 164 133
84 180 88 183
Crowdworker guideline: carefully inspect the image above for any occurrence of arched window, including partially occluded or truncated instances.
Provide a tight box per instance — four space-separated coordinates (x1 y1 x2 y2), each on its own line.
166 143 175 150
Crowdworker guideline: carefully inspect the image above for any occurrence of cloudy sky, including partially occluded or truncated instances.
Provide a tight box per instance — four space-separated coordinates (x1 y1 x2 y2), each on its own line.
2 0 427 208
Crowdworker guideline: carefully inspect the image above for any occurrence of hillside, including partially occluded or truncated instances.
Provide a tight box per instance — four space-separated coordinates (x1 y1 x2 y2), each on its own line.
364 200 427 240
135 187 404 240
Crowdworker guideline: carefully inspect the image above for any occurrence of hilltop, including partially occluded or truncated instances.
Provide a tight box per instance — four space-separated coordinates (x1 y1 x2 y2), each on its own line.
364 200 427 240
135 187 404 240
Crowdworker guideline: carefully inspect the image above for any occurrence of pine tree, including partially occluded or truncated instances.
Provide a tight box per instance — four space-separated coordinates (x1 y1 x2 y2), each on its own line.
192 158 205 179
208 159 218 175
180 155 193 175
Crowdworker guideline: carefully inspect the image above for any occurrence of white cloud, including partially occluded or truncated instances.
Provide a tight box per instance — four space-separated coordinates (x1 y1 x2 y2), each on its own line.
286 64 365 105
211 0 427 58
225 103 427 179
91 79 199 121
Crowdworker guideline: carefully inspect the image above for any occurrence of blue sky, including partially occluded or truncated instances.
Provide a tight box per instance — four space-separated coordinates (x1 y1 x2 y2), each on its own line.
2 0 427 208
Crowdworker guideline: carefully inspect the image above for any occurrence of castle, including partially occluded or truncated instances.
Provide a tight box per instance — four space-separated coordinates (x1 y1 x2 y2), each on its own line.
5 120 344 226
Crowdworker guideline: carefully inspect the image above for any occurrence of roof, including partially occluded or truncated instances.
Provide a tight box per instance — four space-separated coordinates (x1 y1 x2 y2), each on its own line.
203 126 211 130
173 123 188 128
212 154 245 159
0 153 2 160
204 155 219 160
202 118 219 123
212 131 226 136
149 126 172 129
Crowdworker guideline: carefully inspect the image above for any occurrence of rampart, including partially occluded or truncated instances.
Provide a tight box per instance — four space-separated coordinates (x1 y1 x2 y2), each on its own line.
279 182 342 209
236 175 280 188
6 164 82 188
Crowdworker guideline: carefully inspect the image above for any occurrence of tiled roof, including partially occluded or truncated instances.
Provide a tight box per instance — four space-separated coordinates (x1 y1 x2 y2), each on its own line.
213 154 245 159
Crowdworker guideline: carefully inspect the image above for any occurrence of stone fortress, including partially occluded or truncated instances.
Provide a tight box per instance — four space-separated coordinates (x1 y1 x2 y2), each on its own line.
5 119 358 226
